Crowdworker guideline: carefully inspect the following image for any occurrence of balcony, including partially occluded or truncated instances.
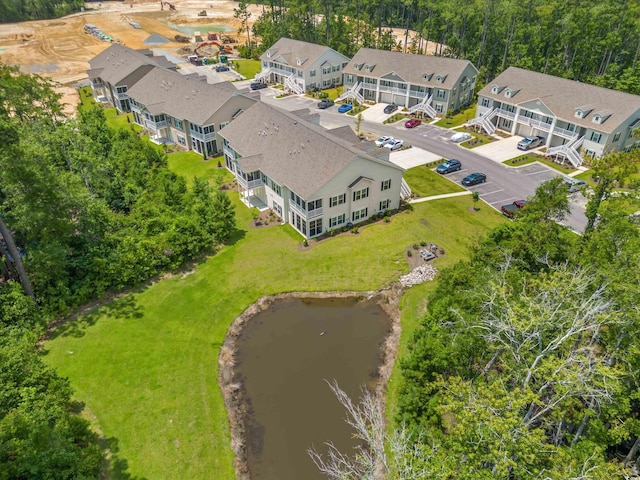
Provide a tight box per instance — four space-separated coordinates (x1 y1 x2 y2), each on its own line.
552 126 578 140
237 175 262 190
190 130 216 142
496 108 516 120
514 115 552 132
307 207 323 219
378 85 409 95
144 119 167 130
289 201 322 220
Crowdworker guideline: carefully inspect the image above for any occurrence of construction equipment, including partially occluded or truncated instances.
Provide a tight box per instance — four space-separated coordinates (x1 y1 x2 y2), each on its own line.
160 1 176 10
194 41 233 56
174 34 191 43
198 9 207 16
207 32 218 41
219 34 237 44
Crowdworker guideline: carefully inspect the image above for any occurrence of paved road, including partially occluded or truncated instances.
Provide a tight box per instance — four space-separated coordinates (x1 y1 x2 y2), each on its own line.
258 91 588 233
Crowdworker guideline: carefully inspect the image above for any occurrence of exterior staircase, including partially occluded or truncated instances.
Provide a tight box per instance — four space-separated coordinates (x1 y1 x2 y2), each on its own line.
253 67 272 83
408 95 437 118
284 73 304 95
467 107 497 135
546 135 584 167
400 178 412 200
337 82 364 104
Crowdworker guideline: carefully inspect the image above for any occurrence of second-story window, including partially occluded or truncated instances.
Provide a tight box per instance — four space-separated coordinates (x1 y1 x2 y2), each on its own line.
308 199 322 211
353 187 369 201
330 194 346 207
310 69 316 77
381 179 391 191
590 132 602 143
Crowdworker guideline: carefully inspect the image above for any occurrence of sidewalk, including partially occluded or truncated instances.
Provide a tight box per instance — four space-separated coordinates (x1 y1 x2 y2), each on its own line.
409 191 472 204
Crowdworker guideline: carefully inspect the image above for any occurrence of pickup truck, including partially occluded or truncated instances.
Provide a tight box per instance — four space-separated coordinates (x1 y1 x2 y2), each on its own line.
500 200 527 218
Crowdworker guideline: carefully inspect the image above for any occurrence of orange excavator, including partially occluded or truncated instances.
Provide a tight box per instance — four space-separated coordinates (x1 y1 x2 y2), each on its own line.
194 41 233 56
160 2 176 10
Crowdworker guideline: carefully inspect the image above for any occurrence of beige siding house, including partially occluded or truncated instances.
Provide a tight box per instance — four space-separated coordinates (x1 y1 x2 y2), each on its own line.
255 38 350 95
219 102 405 239
87 44 176 112
472 67 640 166
340 48 478 118
125 67 256 155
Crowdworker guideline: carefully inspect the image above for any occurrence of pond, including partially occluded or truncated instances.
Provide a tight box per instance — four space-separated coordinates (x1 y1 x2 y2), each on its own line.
233 296 392 480
165 21 234 36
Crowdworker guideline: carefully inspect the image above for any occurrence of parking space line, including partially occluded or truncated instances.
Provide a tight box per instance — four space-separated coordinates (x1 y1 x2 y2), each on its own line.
526 170 552 176
479 188 504 197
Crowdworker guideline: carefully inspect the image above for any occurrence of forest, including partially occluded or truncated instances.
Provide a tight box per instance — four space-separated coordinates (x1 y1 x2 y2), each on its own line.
246 0 640 94
0 64 235 476
0 0 84 22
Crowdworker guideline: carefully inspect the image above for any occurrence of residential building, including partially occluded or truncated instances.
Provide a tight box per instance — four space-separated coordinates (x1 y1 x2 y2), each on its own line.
471 67 640 165
87 44 176 112
340 48 478 118
219 102 405 239
255 38 350 95
125 67 256 155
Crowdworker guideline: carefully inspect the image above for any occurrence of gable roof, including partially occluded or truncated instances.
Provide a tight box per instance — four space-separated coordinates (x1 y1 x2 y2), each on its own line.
343 48 477 89
126 67 252 125
479 67 640 134
88 44 175 85
260 37 348 68
219 102 402 198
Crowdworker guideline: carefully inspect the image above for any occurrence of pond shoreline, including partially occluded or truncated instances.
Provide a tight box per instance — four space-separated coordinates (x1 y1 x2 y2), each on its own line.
218 286 403 480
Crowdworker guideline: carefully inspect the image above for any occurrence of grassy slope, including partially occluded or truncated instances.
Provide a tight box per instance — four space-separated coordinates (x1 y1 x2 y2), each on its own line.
45 156 504 479
232 59 261 80
403 166 466 197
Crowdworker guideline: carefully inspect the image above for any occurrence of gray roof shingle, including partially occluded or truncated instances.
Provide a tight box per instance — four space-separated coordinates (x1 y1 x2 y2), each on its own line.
343 48 476 89
221 102 402 198
88 44 174 86
126 67 246 125
260 38 347 67
478 67 640 134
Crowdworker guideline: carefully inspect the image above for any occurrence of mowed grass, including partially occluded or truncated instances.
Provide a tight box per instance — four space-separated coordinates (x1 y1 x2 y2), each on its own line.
404 165 466 197
232 59 261 79
45 156 505 479
167 152 233 187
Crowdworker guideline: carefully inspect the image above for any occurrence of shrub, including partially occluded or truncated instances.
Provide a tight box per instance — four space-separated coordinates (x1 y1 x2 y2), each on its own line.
383 217 390 223
303 239 309 247
351 226 359 234
412 243 420 250
407 250 412 257
420 241 427 246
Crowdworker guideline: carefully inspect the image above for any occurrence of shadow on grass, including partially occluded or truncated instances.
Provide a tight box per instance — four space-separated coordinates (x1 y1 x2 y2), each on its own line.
49 294 144 340
225 226 247 246
103 436 148 480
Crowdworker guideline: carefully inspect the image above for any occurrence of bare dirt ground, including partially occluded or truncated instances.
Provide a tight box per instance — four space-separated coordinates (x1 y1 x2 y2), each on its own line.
0 1 436 116
0 0 262 115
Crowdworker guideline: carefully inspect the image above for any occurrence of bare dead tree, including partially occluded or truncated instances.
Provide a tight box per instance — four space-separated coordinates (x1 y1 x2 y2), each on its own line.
0 214 35 300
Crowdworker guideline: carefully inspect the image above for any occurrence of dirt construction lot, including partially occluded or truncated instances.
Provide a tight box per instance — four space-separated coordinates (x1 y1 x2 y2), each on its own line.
0 0 262 114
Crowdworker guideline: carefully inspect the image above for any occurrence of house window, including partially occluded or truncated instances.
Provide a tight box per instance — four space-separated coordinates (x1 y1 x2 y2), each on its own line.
481 98 490 108
590 132 602 143
174 119 183 130
491 85 499 94
379 199 391 210
346 74 354 83
291 211 307 235
333 77 340 85
352 208 368 221
272 201 282 216
116 86 127 93
308 199 322 211
177 135 186 146
323 67 331 74
309 219 322 237
613 132 621 142
381 179 391 191
436 89 445 99
329 214 346 228
435 104 444 113
330 194 346 207
575 109 584 119
310 70 316 77
220 121 229 129
203 125 215 134
353 187 369 201
332 65 339 72
290 191 306 210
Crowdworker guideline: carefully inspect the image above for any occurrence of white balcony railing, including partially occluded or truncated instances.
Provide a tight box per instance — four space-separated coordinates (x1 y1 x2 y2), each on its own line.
496 108 516 120
307 208 323 219
552 126 578 140
145 119 167 130
237 176 262 190
190 131 216 142
378 85 409 95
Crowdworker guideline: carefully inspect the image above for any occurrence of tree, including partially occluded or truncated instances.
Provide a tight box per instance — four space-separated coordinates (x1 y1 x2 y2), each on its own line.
471 191 479 210
234 0 253 45
0 215 34 300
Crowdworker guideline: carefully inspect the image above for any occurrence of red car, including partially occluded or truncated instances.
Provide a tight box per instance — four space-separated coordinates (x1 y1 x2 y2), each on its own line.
405 118 422 128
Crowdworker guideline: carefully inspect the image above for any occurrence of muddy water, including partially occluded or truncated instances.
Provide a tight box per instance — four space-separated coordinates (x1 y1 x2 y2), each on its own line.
235 297 391 480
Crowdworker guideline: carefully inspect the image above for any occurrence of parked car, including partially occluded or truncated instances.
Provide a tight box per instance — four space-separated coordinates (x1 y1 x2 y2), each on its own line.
501 200 527 218
517 135 545 150
250 81 267 90
435 159 462 174
405 118 422 128
462 172 487 186
317 98 334 109
384 139 404 150
215 65 230 72
383 104 398 114
565 178 587 193
450 132 472 143
338 103 353 113
375 135 393 147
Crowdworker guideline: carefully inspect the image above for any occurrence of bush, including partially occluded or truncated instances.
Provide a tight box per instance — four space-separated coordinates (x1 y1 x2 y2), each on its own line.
303 239 308 247
420 241 427 246
383 217 391 223
413 243 420 250
407 250 412 257
351 226 359 234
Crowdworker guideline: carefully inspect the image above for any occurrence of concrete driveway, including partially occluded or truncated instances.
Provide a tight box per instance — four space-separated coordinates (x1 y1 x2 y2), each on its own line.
389 146 442 169
360 102 400 124
472 136 523 163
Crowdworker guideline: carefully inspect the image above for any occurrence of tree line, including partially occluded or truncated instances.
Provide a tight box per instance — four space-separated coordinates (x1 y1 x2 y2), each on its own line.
246 0 640 95
0 0 85 23
0 64 236 476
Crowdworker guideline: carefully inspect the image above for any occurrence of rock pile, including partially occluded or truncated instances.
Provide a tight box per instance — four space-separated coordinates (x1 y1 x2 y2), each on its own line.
400 264 439 287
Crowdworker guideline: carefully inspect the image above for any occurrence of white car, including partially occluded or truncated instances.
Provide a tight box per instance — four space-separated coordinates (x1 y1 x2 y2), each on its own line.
384 139 404 150
450 132 472 143
375 135 393 147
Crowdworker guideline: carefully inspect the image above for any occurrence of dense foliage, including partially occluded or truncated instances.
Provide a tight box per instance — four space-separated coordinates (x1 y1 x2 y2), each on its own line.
396 177 640 478
251 0 640 93
0 64 236 477
0 0 84 23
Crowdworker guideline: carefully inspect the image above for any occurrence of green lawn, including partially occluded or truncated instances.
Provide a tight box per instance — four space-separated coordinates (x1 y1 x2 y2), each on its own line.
45 167 504 478
404 165 466 197
231 59 261 80
503 154 578 174
167 152 233 187
434 104 477 128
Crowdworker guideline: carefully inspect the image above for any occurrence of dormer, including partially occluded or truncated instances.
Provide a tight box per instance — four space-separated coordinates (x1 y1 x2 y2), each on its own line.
422 72 433 81
575 105 594 119
354 63 364 70
592 111 612 125
504 88 520 99
364 63 376 73
491 84 506 94
435 74 447 83
266 49 278 58
296 57 308 66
